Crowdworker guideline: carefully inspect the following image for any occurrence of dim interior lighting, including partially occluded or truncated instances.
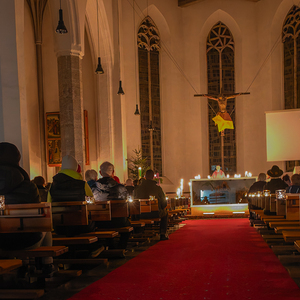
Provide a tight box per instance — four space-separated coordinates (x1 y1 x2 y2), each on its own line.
56 0 68 34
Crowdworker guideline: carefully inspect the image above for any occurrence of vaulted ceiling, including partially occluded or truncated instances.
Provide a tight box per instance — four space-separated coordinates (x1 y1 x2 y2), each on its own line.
178 0 260 7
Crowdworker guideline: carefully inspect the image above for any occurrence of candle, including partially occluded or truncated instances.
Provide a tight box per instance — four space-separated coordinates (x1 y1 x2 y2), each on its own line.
138 167 142 179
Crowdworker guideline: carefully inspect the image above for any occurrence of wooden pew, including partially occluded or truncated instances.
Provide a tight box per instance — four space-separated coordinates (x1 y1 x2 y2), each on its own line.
88 201 111 222
0 203 68 298
0 259 22 275
52 201 88 226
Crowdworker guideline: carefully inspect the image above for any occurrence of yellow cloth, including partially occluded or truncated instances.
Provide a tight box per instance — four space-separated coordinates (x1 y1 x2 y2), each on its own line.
212 115 234 132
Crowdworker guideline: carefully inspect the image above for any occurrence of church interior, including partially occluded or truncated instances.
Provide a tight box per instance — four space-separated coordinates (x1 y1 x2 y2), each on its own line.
1 0 300 299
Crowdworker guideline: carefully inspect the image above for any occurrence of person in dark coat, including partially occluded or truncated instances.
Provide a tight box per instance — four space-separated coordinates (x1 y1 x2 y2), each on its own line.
248 173 266 194
264 165 288 193
48 155 96 236
33 176 48 202
286 174 300 193
134 169 169 241
96 161 131 249
0 142 53 272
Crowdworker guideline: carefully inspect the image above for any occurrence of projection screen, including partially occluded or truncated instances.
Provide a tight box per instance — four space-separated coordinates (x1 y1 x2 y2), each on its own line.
266 109 300 162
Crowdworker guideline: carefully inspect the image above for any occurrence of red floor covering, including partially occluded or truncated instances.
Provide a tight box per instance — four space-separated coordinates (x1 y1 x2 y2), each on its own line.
69 219 300 300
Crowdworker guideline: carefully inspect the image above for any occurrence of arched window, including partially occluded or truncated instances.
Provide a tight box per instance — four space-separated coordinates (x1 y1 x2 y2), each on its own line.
283 6 300 171
137 17 162 175
206 22 236 174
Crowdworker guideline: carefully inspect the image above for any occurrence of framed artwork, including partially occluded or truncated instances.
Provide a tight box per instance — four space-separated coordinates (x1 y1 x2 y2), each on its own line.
46 111 90 167
46 112 62 166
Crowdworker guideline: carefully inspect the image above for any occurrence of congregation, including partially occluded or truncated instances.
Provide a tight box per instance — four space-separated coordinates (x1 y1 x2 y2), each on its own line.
0 141 170 276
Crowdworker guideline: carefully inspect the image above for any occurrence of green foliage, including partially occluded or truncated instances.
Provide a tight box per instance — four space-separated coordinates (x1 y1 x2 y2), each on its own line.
127 148 150 180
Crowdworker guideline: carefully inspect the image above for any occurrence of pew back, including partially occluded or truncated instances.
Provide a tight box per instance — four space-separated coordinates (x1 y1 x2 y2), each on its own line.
286 194 300 220
88 201 111 221
110 200 129 218
0 203 52 233
52 201 88 226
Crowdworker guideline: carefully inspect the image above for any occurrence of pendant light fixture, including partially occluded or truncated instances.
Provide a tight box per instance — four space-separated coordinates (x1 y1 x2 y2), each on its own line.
117 1 125 95
133 0 140 115
56 0 68 34
95 0 104 74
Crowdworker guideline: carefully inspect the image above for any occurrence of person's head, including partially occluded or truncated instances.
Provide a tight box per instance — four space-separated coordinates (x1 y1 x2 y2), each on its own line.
133 179 139 187
291 174 300 186
216 165 221 172
100 161 114 177
0 142 21 166
85 169 98 182
61 155 78 171
33 176 45 187
282 174 291 184
267 165 283 178
258 173 266 182
145 169 154 180
125 178 134 186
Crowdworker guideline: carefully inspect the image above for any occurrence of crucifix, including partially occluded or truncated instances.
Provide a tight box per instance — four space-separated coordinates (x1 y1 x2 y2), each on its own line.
194 91 250 171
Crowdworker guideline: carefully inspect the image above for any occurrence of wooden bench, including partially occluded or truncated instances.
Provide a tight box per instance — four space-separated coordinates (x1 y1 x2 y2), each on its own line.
0 202 52 233
53 236 98 246
52 201 88 226
79 231 119 239
88 201 111 221
0 259 22 275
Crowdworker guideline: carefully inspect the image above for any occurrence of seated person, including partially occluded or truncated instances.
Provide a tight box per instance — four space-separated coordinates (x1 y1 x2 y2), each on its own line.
134 169 169 241
95 162 131 249
248 173 266 194
263 165 288 193
125 178 135 197
286 174 300 193
212 165 225 179
85 169 103 201
282 174 291 187
0 142 53 272
48 155 95 236
33 175 48 202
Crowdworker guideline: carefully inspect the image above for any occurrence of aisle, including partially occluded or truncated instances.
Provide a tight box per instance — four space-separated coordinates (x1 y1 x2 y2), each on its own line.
69 219 300 300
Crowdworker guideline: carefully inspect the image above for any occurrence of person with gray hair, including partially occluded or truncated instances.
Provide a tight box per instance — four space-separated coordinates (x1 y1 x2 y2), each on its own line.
95 161 131 249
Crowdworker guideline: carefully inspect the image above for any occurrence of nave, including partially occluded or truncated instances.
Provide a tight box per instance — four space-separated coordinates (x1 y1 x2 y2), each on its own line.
58 219 300 300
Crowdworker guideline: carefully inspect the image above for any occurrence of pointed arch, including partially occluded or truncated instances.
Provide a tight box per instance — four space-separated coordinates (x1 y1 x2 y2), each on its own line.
282 5 300 171
138 16 162 175
206 22 236 174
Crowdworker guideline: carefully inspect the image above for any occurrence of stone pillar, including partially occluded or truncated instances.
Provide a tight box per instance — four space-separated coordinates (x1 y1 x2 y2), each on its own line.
57 54 85 169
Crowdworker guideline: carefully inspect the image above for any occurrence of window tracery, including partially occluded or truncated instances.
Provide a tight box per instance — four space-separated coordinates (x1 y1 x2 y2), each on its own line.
206 22 236 174
138 17 162 175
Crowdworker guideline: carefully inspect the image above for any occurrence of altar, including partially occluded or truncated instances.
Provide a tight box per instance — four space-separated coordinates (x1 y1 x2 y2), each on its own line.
190 177 256 217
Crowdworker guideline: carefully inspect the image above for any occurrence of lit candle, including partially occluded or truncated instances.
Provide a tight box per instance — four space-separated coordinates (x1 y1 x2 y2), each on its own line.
227 174 230 178
138 167 142 179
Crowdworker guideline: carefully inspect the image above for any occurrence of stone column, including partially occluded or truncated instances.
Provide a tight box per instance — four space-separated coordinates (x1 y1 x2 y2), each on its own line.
57 54 85 169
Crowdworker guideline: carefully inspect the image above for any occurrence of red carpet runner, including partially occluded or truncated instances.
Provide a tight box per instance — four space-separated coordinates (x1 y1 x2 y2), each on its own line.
69 219 300 300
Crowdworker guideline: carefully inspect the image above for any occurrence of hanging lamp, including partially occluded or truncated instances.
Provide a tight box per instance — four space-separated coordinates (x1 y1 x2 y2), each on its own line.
56 0 68 34
95 0 104 74
133 0 140 115
117 2 125 95
117 80 125 95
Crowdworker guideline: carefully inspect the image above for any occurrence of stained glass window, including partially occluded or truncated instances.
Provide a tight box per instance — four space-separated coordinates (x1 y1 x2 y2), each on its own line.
138 17 162 175
206 22 236 174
